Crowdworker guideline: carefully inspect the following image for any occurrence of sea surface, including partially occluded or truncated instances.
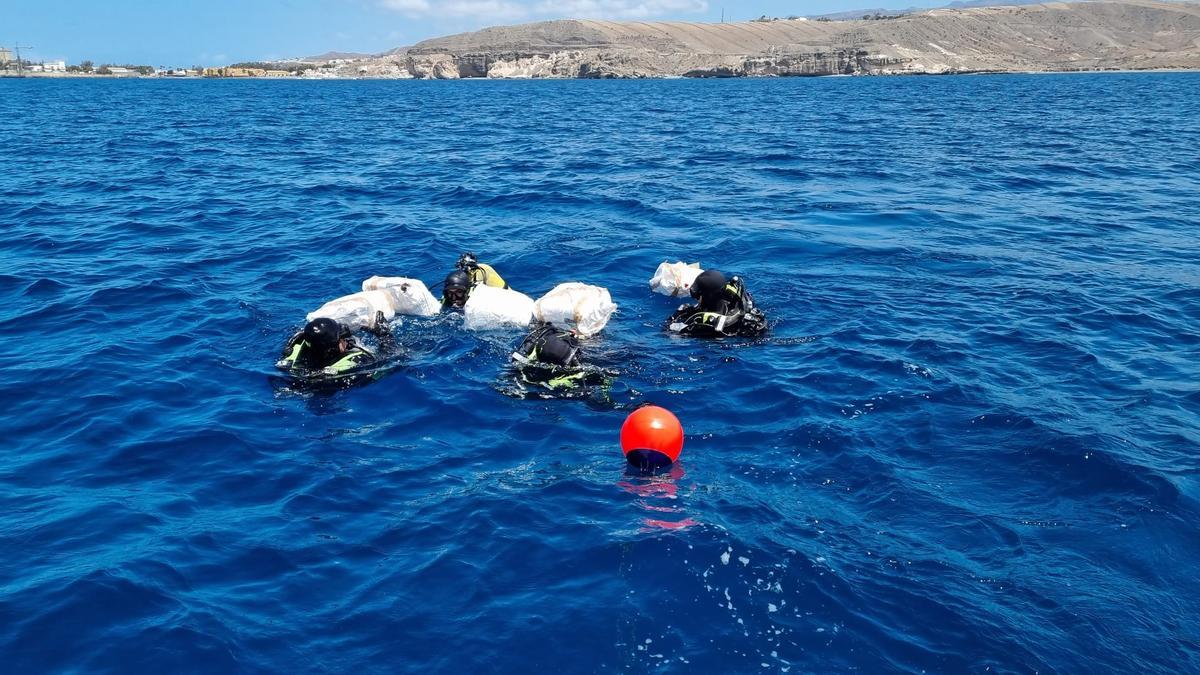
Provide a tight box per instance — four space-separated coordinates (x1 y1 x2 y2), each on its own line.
1 74 1198 673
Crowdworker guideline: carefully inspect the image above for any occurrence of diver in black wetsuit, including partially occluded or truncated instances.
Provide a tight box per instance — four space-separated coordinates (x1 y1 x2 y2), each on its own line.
276 315 395 380
441 269 472 309
509 322 610 394
441 252 510 308
667 269 767 338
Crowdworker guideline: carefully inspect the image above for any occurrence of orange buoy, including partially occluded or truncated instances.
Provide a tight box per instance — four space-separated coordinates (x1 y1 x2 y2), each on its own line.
621 405 684 470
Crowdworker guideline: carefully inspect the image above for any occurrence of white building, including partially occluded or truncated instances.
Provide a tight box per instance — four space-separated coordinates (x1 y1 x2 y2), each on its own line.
24 60 66 73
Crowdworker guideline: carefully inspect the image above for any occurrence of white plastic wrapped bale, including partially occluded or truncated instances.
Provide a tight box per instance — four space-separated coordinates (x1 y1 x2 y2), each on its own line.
462 285 534 330
649 261 703 297
533 282 617 337
361 276 440 316
306 290 395 331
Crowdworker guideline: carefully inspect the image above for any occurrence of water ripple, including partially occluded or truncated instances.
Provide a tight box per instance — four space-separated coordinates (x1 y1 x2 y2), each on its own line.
0 74 1198 673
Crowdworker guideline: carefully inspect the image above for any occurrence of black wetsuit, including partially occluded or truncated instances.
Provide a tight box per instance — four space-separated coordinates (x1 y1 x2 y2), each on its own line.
511 323 607 391
668 276 767 338
442 261 510 308
276 333 379 376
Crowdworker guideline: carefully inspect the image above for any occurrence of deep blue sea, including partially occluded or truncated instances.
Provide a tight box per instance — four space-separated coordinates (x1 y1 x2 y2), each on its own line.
2 74 1199 673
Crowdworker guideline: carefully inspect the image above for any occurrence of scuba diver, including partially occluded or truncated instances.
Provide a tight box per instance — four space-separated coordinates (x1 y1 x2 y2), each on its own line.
441 252 510 308
667 269 767 338
276 314 395 383
508 322 610 396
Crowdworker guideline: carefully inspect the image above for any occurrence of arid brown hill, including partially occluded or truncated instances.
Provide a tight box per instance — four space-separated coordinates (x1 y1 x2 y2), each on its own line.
347 1 1200 78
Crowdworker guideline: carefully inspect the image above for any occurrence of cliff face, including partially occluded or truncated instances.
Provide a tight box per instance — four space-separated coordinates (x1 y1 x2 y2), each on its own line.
345 0 1200 78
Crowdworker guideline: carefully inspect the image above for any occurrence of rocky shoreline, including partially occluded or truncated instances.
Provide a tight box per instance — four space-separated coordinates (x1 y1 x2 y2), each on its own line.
327 0 1200 79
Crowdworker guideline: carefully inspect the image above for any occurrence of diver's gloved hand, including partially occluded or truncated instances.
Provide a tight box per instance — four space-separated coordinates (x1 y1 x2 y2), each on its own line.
668 304 697 333
456 252 478 271
369 311 391 337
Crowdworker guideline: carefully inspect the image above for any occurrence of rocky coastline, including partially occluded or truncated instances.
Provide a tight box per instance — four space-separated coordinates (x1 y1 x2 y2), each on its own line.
328 0 1200 79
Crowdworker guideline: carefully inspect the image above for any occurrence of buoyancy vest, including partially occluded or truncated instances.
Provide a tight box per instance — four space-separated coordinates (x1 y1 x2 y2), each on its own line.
511 324 602 390
277 339 308 370
277 337 376 375
323 346 376 374
670 277 766 337
512 324 580 367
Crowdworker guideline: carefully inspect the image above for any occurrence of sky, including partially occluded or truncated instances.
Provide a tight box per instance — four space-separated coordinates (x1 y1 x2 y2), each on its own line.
4 0 950 67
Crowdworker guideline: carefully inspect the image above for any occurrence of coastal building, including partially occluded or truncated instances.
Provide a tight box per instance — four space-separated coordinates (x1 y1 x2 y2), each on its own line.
263 69 292 77
0 48 12 65
107 67 139 77
29 61 70 73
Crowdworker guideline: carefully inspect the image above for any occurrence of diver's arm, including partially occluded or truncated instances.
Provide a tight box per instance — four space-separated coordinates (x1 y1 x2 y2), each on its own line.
361 310 398 357
735 280 755 312
285 330 304 351
372 327 398 359
280 331 303 359
276 331 309 371
668 304 700 333
730 280 766 336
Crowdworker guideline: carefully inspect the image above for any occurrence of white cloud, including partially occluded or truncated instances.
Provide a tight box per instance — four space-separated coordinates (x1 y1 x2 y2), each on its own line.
536 0 708 19
380 0 706 21
381 0 527 19
381 0 432 11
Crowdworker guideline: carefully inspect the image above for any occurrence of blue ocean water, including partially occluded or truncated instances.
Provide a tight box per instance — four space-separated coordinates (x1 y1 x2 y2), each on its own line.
1 73 1198 673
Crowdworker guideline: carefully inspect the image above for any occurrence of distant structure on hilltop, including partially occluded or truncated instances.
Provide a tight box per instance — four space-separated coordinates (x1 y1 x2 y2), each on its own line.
806 0 1046 21
304 51 372 62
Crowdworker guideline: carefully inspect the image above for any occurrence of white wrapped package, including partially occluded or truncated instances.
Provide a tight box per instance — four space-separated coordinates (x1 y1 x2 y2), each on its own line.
533 282 617 337
650 261 703 297
306 290 395 331
362 276 440 316
462 285 534 330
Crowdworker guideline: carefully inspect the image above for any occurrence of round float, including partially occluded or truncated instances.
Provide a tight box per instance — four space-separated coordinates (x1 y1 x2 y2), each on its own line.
621 405 684 470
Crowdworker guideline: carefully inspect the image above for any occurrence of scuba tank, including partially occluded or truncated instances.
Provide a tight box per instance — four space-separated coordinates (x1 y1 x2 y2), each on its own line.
457 251 509 290
512 323 581 367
